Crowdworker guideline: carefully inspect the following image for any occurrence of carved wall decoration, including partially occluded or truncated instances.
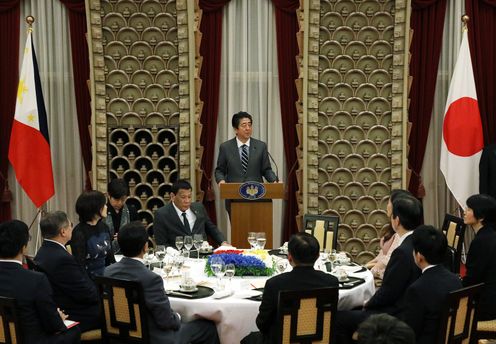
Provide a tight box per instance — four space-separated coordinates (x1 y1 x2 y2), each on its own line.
299 0 409 264
87 0 197 229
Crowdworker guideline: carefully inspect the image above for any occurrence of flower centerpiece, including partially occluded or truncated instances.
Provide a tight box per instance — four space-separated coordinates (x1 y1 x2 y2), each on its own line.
205 249 275 277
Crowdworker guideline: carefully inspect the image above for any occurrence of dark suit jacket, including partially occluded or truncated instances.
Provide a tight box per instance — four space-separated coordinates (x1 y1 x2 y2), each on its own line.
215 137 277 183
256 266 339 343
479 143 496 198
104 257 181 344
0 261 80 344
153 202 225 247
365 234 421 313
398 265 462 344
463 225 496 320
35 240 100 331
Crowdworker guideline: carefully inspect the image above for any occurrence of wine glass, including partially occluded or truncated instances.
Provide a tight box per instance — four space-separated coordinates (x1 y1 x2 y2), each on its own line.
193 234 203 259
247 232 257 249
163 258 173 290
175 236 184 252
184 236 193 257
276 259 288 274
155 245 166 269
256 232 266 250
210 256 226 289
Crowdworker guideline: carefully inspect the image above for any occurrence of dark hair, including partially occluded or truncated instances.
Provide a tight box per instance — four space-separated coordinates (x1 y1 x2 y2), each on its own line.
231 111 252 129
381 189 415 240
171 179 192 195
75 191 107 223
412 225 447 265
40 211 70 239
357 314 415 344
392 196 422 231
466 194 496 226
118 221 149 257
108 178 129 199
0 220 30 258
288 232 320 265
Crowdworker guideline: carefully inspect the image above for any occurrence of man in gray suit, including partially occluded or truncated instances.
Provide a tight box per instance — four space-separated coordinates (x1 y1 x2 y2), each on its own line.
215 111 278 184
154 179 227 248
104 221 219 344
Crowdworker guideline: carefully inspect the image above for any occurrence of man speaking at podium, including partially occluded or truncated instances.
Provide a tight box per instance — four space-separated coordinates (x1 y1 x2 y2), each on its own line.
215 111 278 185
215 111 278 216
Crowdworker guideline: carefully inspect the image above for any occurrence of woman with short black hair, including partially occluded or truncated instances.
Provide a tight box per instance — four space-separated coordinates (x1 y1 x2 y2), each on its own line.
463 193 496 320
70 191 115 279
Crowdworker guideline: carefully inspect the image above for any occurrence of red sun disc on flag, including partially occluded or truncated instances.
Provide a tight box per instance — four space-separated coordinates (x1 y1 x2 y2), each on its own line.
443 97 484 157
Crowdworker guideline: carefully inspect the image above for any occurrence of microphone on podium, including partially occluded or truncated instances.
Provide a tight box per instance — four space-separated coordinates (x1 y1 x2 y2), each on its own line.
267 151 279 182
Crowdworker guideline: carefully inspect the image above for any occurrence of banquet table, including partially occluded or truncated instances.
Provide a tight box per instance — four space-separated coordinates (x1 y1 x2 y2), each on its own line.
164 257 375 344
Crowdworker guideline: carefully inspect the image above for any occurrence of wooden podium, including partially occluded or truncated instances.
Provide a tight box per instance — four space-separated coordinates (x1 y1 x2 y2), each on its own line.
220 183 284 249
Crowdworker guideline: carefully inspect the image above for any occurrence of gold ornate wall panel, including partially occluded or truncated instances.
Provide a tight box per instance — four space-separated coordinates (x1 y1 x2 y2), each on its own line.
87 0 197 229
301 0 409 264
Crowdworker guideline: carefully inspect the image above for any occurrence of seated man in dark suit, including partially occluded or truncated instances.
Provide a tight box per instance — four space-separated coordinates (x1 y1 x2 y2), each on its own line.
336 196 423 343
397 225 462 344
0 220 80 344
243 232 339 344
104 221 219 344
154 179 227 248
35 211 100 331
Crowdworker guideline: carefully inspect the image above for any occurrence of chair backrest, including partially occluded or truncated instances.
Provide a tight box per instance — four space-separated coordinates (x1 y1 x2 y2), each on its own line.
302 214 340 251
441 214 466 273
0 297 21 344
94 276 149 344
437 283 483 344
276 287 338 344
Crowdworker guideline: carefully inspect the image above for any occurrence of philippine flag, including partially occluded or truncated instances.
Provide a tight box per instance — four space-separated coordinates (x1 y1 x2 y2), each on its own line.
440 29 484 208
8 30 54 208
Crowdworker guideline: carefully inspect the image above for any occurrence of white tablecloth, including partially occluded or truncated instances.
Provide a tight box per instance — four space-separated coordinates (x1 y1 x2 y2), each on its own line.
166 259 375 344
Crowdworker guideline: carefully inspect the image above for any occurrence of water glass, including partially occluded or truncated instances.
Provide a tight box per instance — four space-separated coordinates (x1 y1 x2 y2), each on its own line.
144 247 154 269
184 236 193 256
256 232 266 250
247 232 257 249
155 245 166 269
210 256 226 289
175 236 184 252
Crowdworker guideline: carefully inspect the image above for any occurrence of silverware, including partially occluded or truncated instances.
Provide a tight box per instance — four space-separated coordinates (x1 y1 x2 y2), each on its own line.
166 290 193 298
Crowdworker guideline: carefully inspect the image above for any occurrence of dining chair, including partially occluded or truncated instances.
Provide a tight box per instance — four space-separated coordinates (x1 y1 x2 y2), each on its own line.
94 276 149 344
441 214 466 274
436 283 483 344
0 296 21 344
275 287 338 344
302 214 340 252
475 318 496 342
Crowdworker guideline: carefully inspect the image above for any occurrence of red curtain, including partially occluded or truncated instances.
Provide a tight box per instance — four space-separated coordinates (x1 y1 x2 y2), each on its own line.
60 0 92 190
466 0 496 144
407 0 447 197
272 0 300 242
0 0 20 222
198 0 230 223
